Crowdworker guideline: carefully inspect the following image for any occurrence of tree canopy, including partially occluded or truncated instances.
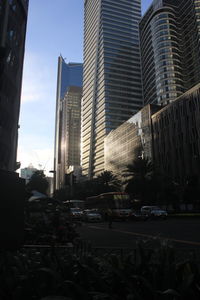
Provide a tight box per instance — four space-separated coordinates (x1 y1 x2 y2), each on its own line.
96 170 121 192
122 157 154 203
27 170 49 195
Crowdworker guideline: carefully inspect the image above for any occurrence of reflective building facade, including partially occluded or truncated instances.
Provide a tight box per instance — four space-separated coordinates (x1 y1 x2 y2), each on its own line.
59 86 82 188
105 104 160 174
82 0 143 178
105 82 200 184
0 0 29 171
140 0 200 106
54 57 83 189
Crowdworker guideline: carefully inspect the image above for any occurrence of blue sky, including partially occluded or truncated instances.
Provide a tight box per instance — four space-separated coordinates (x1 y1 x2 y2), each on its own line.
17 0 152 175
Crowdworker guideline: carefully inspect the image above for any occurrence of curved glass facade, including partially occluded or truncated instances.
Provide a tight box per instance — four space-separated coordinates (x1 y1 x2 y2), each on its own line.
82 0 143 178
140 0 200 106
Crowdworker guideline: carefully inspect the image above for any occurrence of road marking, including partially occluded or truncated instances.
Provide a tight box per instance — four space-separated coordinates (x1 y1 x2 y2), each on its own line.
88 225 200 247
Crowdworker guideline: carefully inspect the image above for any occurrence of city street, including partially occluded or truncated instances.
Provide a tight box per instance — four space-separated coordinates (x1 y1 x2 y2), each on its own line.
77 218 200 249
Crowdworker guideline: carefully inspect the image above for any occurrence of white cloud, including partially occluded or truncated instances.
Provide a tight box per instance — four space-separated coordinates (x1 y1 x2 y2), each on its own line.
21 52 56 103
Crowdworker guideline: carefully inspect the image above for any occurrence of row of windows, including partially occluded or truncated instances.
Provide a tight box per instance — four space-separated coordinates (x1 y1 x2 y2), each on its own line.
105 73 141 83
102 4 141 19
104 67 141 79
102 0 141 14
103 31 139 43
105 90 142 99
104 36 138 48
102 17 139 32
102 12 138 27
104 82 142 93
104 46 140 57
105 97 142 107
103 27 138 40
104 64 140 75
104 56 140 67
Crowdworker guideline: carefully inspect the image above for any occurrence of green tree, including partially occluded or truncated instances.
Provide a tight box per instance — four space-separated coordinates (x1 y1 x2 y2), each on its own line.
96 170 121 192
27 170 49 195
122 157 154 203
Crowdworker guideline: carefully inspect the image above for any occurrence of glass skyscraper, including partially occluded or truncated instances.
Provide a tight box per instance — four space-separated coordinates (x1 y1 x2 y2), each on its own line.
54 56 83 189
59 86 82 188
0 0 29 171
140 0 200 106
82 0 143 178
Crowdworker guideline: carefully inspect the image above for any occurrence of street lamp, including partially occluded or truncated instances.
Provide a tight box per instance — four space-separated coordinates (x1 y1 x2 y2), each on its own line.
49 170 56 193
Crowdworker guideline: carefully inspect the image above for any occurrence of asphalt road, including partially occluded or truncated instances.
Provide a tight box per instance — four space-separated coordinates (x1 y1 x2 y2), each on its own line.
77 218 200 249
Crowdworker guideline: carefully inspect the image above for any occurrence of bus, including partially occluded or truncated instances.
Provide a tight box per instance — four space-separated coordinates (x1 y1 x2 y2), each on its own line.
85 192 132 220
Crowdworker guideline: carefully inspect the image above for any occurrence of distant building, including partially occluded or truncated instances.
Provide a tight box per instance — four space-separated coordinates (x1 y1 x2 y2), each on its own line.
151 82 200 184
105 105 160 175
20 164 37 183
58 86 82 188
0 0 29 171
54 56 83 189
82 0 143 178
140 0 200 106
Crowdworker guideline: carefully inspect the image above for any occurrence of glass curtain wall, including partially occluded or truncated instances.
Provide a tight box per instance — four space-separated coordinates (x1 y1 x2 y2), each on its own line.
82 0 143 178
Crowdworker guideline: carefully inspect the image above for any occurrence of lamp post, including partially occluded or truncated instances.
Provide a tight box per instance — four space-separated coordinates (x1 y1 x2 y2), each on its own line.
49 170 56 194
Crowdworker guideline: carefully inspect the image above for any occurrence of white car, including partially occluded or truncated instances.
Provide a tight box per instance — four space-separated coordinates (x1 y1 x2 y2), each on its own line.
83 209 102 222
141 206 168 219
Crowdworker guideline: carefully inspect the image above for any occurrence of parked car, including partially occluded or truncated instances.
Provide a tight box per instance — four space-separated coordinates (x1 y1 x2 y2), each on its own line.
131 210 148 221
69 208 84 220
83 209 102 222
141 206 168 219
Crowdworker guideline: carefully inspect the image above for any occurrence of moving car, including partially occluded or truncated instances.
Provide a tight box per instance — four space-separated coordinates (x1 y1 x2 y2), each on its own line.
83 209 102 222
141 206 168 219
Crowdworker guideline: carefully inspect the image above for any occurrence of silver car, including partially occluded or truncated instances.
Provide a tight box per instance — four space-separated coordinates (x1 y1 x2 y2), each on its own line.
83 209 102 222
141 206 168 219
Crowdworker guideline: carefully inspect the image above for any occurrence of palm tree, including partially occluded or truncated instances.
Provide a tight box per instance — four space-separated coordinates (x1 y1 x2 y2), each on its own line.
122 157 153 202
123 157 153 181
96 170 121 192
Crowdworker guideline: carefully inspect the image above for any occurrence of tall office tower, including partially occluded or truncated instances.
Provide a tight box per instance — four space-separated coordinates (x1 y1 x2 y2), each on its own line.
54 56 82 189
0 0 29 171
82 0 143 178
140 0 200 106
59 86 82 187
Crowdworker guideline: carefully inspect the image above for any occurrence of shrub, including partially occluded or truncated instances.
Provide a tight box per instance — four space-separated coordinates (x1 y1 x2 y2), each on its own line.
0 240 200 299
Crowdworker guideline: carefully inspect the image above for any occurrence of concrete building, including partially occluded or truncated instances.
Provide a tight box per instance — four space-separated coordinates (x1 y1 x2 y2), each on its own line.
54 56 83 189
0 0 29 171
20 164 37 183
105 104 160 174
151 82 200 184
105 82 200 185
140 0 200 106
82 0 143 178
